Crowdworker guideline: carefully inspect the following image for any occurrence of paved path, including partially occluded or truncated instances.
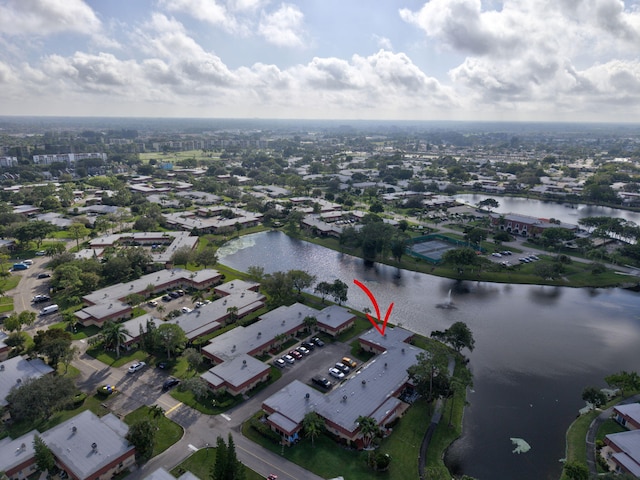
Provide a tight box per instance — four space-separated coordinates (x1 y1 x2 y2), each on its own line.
585 393 640 476
418 356 457 480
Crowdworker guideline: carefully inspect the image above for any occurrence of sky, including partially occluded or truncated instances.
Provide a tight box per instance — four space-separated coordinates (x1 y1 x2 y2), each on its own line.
1 0 640 123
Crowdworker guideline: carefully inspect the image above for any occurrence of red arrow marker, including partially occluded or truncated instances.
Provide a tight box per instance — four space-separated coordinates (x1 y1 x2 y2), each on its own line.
353 279 394 336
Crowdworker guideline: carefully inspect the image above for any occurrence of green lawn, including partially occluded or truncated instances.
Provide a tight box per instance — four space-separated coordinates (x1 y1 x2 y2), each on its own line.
0 295 14 313
124 406 183 457
0 274 21 293
86 345 151 368
170 447 263 480
170 388 243 415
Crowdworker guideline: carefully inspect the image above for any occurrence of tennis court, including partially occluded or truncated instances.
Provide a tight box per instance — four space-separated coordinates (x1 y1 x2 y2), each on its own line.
408 239 458 262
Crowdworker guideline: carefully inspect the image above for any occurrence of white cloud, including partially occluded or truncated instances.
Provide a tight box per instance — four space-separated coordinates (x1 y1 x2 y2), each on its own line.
0 0 101 36
373 35 393 51
158 0 244 34
258 3 307 47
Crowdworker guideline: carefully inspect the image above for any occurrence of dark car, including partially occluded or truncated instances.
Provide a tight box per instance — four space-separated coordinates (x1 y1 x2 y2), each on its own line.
157 361 168 369
169 291 180 298
37 273 51 279
162 294 172 301
335 362 350 374
301 341 315 350
311 375 332 390
311 337 325 347
162 377 180 391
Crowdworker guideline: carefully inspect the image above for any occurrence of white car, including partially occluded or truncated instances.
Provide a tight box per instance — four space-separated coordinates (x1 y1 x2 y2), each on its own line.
328 367 345 379
128 361 146 373
283 354 295 364
181 307 192 313
148 300 158 307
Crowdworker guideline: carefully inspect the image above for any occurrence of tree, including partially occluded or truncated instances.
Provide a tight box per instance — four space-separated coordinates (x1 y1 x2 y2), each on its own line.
170 246 194 267
407 351 451 403
226 305 239 325
302 411 324 447
7 375 76 421
478 198 499 212
180 377 210 400
314 281 333 303
182 347 203 372
211 434 245 480
581 386 607 407
126 419 155 464
68 222 90 249
246 265 265 281
262 271 294 306
149 404 165 422
100 321 130 358
289 269 316 294
431 321 475 353
356 416 380 449
331 279 348 305
194 247 218 268
33 328 73 367
604 371 640 396
157 323 187 359
562 461 589 480
33 435 55 473
442 247 479 276
303 315 317 333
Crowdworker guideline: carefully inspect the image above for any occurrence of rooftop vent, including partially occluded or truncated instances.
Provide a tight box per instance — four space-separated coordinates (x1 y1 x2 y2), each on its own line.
242 359 247 366
0 364 4 371
305 393 310 400
342 395 347 402
362 380 366 385
258 332 261 337
401 348 405 354
72 426 77 433
91 442 97 452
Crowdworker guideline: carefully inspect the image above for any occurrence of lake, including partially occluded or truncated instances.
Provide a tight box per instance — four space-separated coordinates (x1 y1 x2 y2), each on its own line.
455 193 640 226
217 231 640 480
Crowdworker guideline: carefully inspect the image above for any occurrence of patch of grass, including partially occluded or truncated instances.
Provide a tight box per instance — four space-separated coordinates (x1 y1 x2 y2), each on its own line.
0 275 21 292
0 296 14 313
170 446 263 480
86 346 150 368
596 419 626 442
124 406 183 457
334 315 372 344
170 388 243 415
349 340 375 362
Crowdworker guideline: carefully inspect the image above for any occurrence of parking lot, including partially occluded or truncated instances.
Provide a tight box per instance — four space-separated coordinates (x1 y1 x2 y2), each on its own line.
270 337 360 391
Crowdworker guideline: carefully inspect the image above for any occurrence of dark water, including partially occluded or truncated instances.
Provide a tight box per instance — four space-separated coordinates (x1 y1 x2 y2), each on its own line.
218 231 640 480
455 193 640 225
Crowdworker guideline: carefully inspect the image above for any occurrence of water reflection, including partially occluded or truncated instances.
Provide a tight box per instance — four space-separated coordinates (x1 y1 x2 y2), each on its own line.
217 231 640 480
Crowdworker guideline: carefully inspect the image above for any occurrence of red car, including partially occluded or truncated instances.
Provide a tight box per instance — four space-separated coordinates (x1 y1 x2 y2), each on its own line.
289 350 303 360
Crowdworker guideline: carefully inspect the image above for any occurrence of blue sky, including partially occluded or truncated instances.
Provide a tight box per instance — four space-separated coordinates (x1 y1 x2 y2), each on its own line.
1 0 640 122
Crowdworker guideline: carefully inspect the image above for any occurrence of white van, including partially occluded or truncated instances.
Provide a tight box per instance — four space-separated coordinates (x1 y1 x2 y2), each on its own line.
39 304 59 316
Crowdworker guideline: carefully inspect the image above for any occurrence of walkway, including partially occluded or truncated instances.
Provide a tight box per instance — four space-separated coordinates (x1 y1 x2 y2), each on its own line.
418 356 457 480
585 393 640 477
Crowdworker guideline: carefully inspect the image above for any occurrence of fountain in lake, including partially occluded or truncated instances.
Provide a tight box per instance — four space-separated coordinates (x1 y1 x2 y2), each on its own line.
436 288 456 309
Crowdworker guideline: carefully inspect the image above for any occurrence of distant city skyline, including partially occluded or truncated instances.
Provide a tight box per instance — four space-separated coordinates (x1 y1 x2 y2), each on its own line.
1 0 640 123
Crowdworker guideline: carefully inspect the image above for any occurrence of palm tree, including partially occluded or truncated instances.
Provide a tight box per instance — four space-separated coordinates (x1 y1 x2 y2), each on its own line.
303 315 317 333
356 416 380 449
226 305 239 325
149 404 165 421
302 412 324 448
100 321 129 358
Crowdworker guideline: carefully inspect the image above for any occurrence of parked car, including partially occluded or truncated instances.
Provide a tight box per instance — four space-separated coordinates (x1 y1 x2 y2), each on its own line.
328 367 345 379
162 295 172 301
181 307 192 313
311 337 325 347
12 263 29 271
128 361 146 373
267 475 278 480
157 361 168 369
301 341 315 350
274 358 286 368
283 354 295 364
32 294 51 303
491 252 502 258
311 375 332 389
296 346 310 356
176 289 185 296
169 291 180 298
195 301 204 308
22 259 33 265
37 272 51 279
334 362 350 374
342 357 357 368
35 250 46 256
162 377 180 391
148 300 158 307
289 350 303 360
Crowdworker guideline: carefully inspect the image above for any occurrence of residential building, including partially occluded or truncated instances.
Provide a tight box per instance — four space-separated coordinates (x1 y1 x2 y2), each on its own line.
601 404 640 476
261 327 421 448
0 356 54 420
489 212 578 238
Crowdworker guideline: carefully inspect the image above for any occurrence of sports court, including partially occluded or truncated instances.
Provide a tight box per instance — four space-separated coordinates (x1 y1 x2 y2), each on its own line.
408 238 458 263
